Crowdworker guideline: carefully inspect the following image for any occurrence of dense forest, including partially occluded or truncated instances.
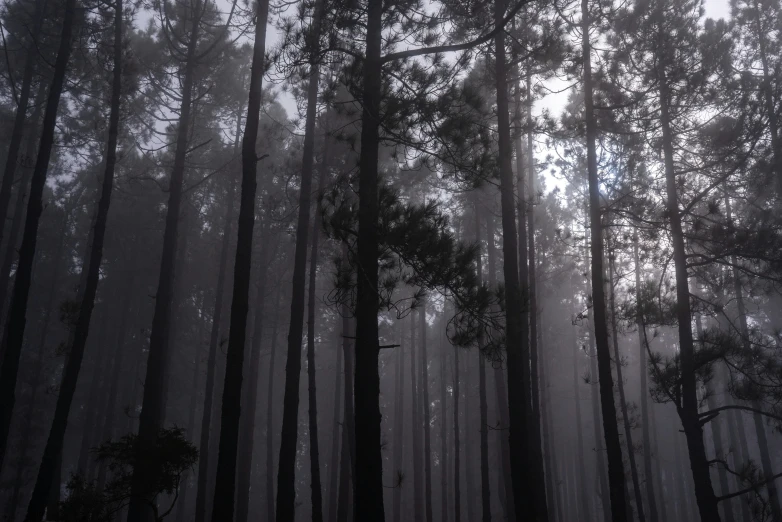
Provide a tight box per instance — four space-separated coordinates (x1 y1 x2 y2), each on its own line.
0 0 781 520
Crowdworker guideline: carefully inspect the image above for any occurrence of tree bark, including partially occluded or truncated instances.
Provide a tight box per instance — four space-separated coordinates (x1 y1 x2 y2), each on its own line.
6 216 67 521
453 345 461 522
440 330 450 522
266 282 284 521
633 232 660 522
526 73 549 522
328 330 344 522
573 329 591 519
411 309 424 522
658 67 721 521
580 0 629 517
127 2 202 518
474 206 490 522
305 139 327 522
274 0 327 513
0 0 77 474
0 0 45 320
23 2 121 516
0 77 46 325
194 139 239 522
485 213 515 520
235 227 275 522
492 1 533 516
421 301 434 522
210 0 270 516
608 253 644 522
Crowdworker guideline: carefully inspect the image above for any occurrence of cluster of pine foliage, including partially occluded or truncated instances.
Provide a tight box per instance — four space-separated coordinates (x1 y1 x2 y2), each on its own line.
0 0 781 520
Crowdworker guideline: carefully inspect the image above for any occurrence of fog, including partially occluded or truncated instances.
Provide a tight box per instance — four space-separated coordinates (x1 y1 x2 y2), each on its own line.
0 0 781 521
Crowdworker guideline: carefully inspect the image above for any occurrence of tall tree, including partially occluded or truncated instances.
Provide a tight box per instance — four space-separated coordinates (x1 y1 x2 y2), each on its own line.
209 0 268 516
580 0 629 516
0 0 78 472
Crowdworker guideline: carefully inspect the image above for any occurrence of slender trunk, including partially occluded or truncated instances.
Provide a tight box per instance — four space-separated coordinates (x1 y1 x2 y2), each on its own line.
573 330 591 519
492 1 533 519
235 229 276 522
352 18 385 502
275 0 327 513
440 331 450 522
525 73 549 522
485 214 515 520
0 0 77 472
127 3 202 518
750 0 782 193
210 0 270 516
392 320 405 522
0 78 47 323
541 331 558 521
580 0 628 518
608 253 644 522
0 0 45 319
175 291 204 522
411 310 424 522
266 283 284 521
633 233 660 522
722 363 752 522
306 147 327 522
454 346 461 522
694 316 734 522
648 402 667 522
195 143 238 522
474 207 490 522
23 3 120 516
464 356 477 522
658 68 721 522
75 318 110 475
7 219 67 521
329 329 345 522
420 302 433 522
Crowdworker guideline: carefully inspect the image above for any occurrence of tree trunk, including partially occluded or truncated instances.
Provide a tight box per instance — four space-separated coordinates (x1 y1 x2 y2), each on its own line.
0 0 45 321
392 320 405 522
695 316 734 522
0 77 46 324
540 329 558 521
305 147 327 522
440 331 450 522
492 0 533 518
526 73 549 522
329 329 344 522
6 216 67 521
23 2 120 516
266 282 284 521
0 0 77 472
573 330 591 519
474 207 490 522
175 291 203 522
580 0 628 517
75 318 110 475
327 336 344 519
351 2 385 510
608 253 644 522
658 68 721 522
274 0 327 513
420 301 434 522
485 214 515 520
411 309 424 522
235 228 276 522
127 3 202 518
633 232 659 522
453 345 461 522
195 146 238 522
210 0 270 516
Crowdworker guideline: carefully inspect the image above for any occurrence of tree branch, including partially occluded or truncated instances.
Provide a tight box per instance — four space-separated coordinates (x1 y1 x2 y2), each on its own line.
380 0 535 64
